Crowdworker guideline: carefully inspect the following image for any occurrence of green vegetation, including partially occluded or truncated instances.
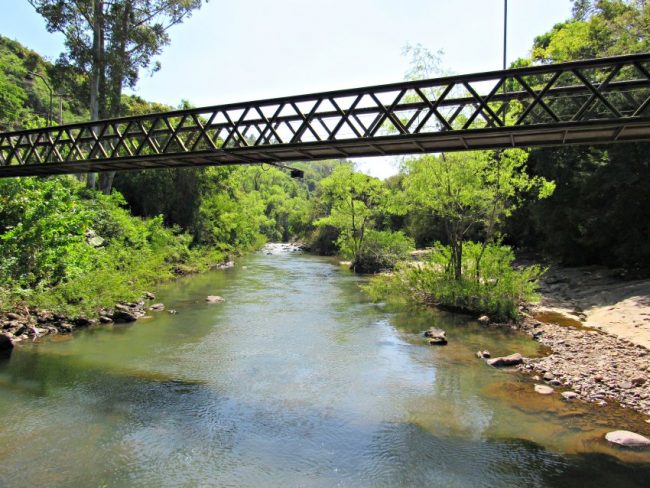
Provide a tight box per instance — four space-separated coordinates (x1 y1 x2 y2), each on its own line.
315 165 412 272
0 176 222 315
1 0 648 324
0 29 333 319
507 0 650 272
363 243 542 322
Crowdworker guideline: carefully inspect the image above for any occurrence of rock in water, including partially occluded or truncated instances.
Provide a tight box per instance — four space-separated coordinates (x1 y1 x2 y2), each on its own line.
561 391 578 401
216 261 235 270
534 384 554 395
149 303 165 311
487 353 523 367
0 333 14 352
112 309 139 323
424 327 447 346
605 430 650 447
478 315 490 325
206 296 225 304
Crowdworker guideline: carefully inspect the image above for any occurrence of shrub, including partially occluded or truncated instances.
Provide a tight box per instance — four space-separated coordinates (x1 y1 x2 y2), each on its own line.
363 241 542 321
351 230 414 273
0 176 222 316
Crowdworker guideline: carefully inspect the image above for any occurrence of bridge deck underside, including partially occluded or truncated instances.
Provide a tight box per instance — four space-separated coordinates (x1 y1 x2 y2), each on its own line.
1 53 649 177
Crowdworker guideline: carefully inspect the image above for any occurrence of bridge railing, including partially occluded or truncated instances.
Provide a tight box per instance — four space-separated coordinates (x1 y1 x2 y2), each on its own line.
0 53 649 176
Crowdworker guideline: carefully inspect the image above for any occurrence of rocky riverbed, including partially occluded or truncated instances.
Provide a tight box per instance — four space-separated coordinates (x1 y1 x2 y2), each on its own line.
0 298 155 348
495 264 650 417
515 316 650 415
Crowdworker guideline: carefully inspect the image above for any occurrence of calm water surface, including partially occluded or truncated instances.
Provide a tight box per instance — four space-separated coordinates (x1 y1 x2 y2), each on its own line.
1 249 649 487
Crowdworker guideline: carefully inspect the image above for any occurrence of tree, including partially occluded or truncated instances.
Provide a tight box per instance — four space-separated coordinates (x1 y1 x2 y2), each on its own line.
316 166 389 270
403 150 554 281
509 0 650 272
0 70 27 129
29 0 205 193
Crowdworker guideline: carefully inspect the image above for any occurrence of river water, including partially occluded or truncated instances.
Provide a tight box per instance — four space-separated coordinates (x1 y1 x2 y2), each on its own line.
0 248 649 487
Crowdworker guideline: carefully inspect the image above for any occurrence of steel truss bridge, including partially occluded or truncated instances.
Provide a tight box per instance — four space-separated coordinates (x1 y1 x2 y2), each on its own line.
1 53 649 177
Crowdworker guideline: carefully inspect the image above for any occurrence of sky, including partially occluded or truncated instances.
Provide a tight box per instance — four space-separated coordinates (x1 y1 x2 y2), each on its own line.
0 0 574 178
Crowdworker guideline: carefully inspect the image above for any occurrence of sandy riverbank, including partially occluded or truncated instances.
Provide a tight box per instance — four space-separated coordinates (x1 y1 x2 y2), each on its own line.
512 265 650 416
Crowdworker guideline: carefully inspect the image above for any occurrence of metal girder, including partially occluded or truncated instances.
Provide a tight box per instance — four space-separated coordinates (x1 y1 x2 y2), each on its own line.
1 53 649 177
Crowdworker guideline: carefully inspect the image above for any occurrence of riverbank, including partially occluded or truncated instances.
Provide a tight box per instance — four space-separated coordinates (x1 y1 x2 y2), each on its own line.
0 243 308 351
0 259 237 351
508 265 650 417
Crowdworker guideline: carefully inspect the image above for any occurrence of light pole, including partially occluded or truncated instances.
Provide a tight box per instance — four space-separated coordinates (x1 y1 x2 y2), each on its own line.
503 0 508 70
25 71 53 126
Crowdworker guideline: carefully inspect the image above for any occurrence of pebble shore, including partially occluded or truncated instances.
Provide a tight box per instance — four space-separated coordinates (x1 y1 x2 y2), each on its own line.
510 315 650 416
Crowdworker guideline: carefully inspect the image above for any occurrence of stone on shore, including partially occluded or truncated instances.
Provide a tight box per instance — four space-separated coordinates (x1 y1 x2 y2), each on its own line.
605 430 650 447
144 292 156 300
487 353 523 367
73 316 95 327
534 384 554 395
424 327 447 345
206 296 225 304
112 308 139 323
561 391 578 401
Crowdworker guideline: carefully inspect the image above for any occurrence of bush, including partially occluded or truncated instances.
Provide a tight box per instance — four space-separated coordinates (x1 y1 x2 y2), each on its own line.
308 225 340 256
0 176 223 316
363 242 542 321
351 230 414 273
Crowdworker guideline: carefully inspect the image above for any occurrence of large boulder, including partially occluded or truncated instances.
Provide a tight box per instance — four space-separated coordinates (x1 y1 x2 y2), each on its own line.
112 308 139 323
487 353 523 367
424 327 447 346
605 430 650 447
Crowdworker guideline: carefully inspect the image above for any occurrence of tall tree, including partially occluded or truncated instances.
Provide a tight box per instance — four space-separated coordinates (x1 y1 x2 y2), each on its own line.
403 150 554 281
29 0 204 193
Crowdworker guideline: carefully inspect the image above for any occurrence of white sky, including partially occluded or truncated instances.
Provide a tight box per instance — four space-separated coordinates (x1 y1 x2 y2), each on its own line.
1 0 573 178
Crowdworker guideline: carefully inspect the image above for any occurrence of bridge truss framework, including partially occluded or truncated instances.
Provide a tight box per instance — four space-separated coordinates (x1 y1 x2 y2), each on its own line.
0 53 649 177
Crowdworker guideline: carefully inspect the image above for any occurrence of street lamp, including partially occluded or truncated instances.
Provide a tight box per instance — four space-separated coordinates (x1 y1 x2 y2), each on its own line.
25 71 53 126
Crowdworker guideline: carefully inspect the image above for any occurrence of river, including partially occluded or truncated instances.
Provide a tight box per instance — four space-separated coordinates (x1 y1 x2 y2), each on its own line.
0 247 649 487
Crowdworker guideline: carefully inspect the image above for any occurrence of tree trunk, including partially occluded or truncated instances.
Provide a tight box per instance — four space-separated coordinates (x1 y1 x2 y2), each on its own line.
99 1 130 195
87 0 104 190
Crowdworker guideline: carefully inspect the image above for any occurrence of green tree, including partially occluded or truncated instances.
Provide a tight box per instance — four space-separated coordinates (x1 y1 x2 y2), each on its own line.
29 0 205 193
403 150 554 280
0 70 27 128
316 166 390 270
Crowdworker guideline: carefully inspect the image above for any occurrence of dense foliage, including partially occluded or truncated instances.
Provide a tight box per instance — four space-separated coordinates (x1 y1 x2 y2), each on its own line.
506 0 650 273
0 176 219 315
1 0 648 322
